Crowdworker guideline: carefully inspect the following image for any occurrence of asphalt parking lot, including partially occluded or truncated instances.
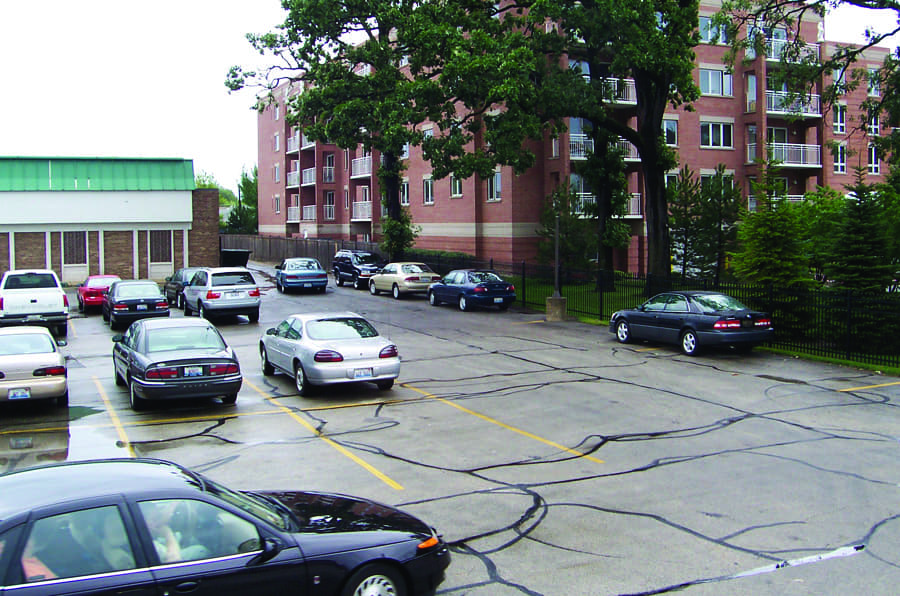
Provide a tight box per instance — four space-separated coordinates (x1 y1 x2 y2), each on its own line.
3 261 900 595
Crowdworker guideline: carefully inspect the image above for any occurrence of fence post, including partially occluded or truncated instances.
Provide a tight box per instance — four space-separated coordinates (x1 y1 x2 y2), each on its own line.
598 269 604 318
521 261 526 308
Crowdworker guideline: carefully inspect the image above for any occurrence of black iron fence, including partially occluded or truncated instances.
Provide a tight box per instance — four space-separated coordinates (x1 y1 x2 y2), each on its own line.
221 234 900 367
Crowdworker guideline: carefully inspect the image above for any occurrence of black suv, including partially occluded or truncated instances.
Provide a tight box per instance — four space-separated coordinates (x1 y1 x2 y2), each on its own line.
332 250 385 289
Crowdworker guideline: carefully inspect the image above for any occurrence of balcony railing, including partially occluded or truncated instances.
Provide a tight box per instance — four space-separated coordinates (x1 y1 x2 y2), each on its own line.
614 138 640 161
287 134 300 153
747 194 805 212
570 134 594 159
323 166 335 183
602 78 637 105
352 201 372 221
573 193 642 217
287 206 300 222
575 193 595 214
762 37 819 63
351 156 372 178
765 90 821 117
747 143 821 167
286 170 300 188
302 205 316 220
302 167 316 186
301 134 315 149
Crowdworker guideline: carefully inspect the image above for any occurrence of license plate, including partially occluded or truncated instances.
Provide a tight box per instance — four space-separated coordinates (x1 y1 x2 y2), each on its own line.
25 314 41 322
303 283 311 287
137 304 148 311
9 436 33 449
185 366 203 377
493 297 503 304
8 388 30 400
354 368 373 379
228 291 243 299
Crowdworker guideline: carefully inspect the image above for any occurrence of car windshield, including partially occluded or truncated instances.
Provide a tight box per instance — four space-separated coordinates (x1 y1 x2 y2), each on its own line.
691 293 749 313
286 260 321 271
0 333 55 355
306 317 378 340
146 326 226 352
117 283 161 298
4 273 57 289
352 254 380 265
401 263 432 274
470 271 504 283
86 277 119 288
201 477 291 531
211 272 255 286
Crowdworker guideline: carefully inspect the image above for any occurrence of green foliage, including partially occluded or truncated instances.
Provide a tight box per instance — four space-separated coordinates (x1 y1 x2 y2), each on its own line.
696 165 742 284
238 166 258 212
195 172 237 206
795 186 845 284
668 166 704 278
223 203 257 234
380 207 420 261
536 186 597 270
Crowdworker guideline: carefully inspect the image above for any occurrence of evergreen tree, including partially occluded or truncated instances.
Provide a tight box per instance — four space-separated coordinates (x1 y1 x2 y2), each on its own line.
668 166 704 280
536 186 597 272
696 165 742 285
795 186 844 284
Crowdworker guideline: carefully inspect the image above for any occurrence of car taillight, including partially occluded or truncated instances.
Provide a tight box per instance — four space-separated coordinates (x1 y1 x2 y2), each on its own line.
155 301 169 309
404 276 419 282
206 290 221 299
146 367 179 379
0 297 3 310
379 345 399 358
209 363 239 375
755 317 772 327
508 285 515 292
249 288 261 297
34 366 66 377
314 350 344 362
63 295 69 307
473 286 486 293
113 304 129 310
713 319 742 330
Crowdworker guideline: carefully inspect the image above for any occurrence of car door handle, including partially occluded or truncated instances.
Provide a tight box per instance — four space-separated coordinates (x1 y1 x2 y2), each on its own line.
172 581 200 593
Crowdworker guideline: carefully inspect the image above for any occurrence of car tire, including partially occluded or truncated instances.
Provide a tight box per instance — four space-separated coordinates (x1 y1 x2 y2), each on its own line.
248 309 260 323
352 275 362 290
681 329 700 356
376 379 394 391
56 323 67 338
369 280 379 295
199 303 210 320
294 362 310 397
458 295 468 312
615 320 631 343
392 284 401 300
428 291 440 306
183 300 193 316
129 379 145 411
221 394 237 405
277 279 284 293
260 347 274 376
102 308 109 322
177 293 185 310
55 391 69 408
335 270 344 286
114 362 126 387
77 298 84 313
109 315 118 331
339 563 406 596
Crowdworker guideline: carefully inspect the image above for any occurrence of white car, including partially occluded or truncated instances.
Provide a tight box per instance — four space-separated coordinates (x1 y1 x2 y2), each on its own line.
182 267 261 322
259 311 400 396
0 326 68 407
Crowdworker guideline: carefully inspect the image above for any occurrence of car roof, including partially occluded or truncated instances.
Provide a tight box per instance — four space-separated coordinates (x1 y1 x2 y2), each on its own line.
0 459 203 519
86 274 120 279
205 267 252 274
133 317 216 330
0 326 54 337
386 262 426 266
285 257 319 263
287 311 363 322
659 290 725 297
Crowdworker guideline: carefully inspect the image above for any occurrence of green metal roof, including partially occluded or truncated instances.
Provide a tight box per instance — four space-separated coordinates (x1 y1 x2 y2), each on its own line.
0 157 195 191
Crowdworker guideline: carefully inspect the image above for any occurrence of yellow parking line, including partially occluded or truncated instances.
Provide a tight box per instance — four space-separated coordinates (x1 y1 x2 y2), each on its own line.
636 347 661 352
403 383 604 464
839 380 900 392
92 376 135 458
244 380 404 491
511 319 545 325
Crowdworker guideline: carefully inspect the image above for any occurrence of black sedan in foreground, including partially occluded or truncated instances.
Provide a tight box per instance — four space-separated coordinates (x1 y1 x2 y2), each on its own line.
112 317 241 410
0 458 450 596
609 291 774 355
101 280 169 330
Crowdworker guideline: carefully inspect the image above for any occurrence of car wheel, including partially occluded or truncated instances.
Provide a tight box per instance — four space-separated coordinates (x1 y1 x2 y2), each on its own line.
392 284 401 300
376 379 394 391
248 309 260 323
55 391 69 408
102 307 109 322
428 291 440 306
183 300 193 316
352 275 362 289
260 347 274 376
340 563 406 596
56 323 67 338
114 361 126 386
177 293 185 310
458 295 468 312
277 279 284 293
681 329 700 356
221 394 237 405
109 315 117 331
294 362 310 397
129 379 145 411
369 280 379 295
335 270 344 286
199 303 210 320
77 297 84 313
615 320 631 343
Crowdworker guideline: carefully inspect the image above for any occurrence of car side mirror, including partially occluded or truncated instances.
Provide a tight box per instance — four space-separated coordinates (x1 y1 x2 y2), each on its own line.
275 264 282 270
266 328 277 336
247 537 280 567
56 339 68 347
165 276 172 282
111 334 123 342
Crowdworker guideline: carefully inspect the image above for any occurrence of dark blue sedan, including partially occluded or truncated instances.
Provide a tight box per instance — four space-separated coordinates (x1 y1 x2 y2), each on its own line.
428 269 516 311
274 258 328 293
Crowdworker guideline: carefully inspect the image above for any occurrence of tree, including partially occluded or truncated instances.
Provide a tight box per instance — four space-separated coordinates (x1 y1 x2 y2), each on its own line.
238 166 258 212
536 186 597 272
224 203 257 234
795 185 845 284
380 205 420 261
668 166 705 279
696 165 742 285
195 172 237 205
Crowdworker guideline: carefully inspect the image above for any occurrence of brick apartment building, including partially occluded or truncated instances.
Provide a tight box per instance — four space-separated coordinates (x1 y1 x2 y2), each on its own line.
0 157 220 283
256 1 889 273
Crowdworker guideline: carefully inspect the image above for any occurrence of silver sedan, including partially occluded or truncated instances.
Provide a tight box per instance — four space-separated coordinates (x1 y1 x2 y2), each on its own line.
259 311 400 396
0 326 68 407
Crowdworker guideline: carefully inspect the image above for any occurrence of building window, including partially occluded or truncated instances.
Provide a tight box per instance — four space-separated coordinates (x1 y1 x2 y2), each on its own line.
274 133 280 152
63 231 87 265
274 164 280 182
833 68 846 94
834 144 847 174
422 128 434 141
149 230 172 263
698 16 728 44
700 121 733 148
324 191 335 220
400 181 409 205
663 120 678 146
868 67 880 96
833 104 846 134
699 68 733 96
423 178 434 204
868 113 880 136
274 104 280 120
868 144 880 174
344 189 349 209
344 149 350 169
450 175 463 197
274 194 281 213
551 137 559 158
487 170 502 201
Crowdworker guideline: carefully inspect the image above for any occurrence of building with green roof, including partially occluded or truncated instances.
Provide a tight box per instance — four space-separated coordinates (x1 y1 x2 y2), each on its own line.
0 157 220 282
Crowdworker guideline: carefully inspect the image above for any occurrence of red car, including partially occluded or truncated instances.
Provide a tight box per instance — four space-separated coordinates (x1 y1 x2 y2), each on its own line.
76 274 121 313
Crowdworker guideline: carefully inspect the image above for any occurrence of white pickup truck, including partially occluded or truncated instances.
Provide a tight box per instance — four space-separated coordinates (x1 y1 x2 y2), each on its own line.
0 269 69 337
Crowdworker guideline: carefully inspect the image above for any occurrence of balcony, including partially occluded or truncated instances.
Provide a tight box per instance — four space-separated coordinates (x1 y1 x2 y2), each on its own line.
301 134 315 150
765 90 821 118
747 143 821 168
603 78 637 106
574 193 642 217
614 138 640 162
763 38 819 63
747 194 805 212
351 156 372 178
286 170 300 188
352 201 372 221
570 134 594 159
323 166 335 183
287 134 300 153
302 204 316 220
301 167 316 186
287 206 300 222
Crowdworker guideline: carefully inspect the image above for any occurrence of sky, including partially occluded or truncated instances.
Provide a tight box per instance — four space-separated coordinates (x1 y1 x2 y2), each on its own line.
0 2 897 194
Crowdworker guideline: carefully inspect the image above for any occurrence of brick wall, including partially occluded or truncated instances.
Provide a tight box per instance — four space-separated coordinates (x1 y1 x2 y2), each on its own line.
104 231 134 278
15 233 46 269
190 188 220 267
88 231 100 275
